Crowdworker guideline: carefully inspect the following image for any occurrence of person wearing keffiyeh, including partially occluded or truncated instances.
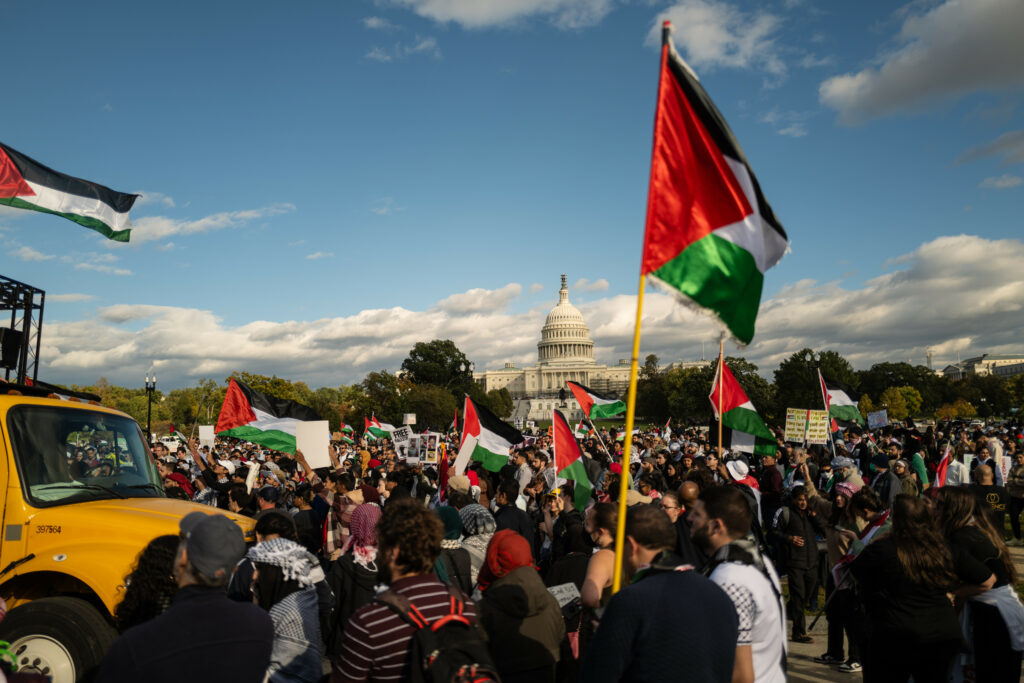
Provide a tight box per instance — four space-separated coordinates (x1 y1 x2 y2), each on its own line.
249 537 324 683
325 504 382 657
459 503 497 588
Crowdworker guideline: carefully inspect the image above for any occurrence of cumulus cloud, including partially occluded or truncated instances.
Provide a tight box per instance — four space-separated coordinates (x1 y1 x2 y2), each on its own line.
61 252 132 276
364 36 441 62
306 251 334 260
957 130 1024 167
979 174 1024 190
37 235 1024 387
436 283 522 314
572 277 610 292
49 293 95 303
11 245 54 261
760 108 812 137
819 0 1024 123
133 191 176 208
648 1 785 78
385 0 613 30
529 283 544 294
130 204 296 244
363 16 398 30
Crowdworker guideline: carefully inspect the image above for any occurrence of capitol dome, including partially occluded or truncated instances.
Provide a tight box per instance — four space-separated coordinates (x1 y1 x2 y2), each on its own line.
538 275 595 366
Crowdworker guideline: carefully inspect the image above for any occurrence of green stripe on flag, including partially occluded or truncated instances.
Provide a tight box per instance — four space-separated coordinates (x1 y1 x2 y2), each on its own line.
558 458 593 512
471 443 509 472
218 426 297 454
589 401 626 419
0 197 132 242
650 233 763 345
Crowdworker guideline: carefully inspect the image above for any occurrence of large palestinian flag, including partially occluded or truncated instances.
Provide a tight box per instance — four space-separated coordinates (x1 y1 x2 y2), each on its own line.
640 24 789 345
553 409 593 512
710 361 775 456
462 396 524 472
215 379 322 454
819 374 865 426
567 381 626 420
365 416 394 439
0 142 138 242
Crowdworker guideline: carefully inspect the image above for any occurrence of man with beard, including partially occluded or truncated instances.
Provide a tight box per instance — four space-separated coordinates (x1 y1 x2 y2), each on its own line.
581 505 738 682
690 487 786 683
333 498 479 681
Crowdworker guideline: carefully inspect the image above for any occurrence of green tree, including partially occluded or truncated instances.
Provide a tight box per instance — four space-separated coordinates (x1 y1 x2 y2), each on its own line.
896 386 923 417
858 394 876 418
1007 374 1024 412
879 386 909 420
636 354 668 422
484 388 514 419
400 340 474 396
935 398 977 420
227 371 313 404
773 348 857 416
664 357 775 426
403 384 459 430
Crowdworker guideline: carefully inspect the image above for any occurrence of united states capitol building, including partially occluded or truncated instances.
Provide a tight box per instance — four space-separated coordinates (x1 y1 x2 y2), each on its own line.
473 275 632 422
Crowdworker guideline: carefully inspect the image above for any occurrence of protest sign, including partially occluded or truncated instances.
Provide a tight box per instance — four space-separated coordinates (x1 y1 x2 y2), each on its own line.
295 420 330 468
867 410 888 430
547 582 581 608
198 425 215 447
409 432 441 465
784 408 829 445
391 426 413 460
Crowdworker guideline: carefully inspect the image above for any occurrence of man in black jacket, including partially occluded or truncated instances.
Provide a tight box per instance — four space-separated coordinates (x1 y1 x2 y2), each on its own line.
869 453 901 510
493 478 535 554
96 512 273 683
770 485 825 643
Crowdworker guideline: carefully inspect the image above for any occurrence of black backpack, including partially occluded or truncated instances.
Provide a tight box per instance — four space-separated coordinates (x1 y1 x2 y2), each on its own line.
374 586 501 683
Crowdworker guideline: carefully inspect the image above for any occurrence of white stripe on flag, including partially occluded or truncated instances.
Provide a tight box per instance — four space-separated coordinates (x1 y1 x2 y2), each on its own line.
23 179 131 229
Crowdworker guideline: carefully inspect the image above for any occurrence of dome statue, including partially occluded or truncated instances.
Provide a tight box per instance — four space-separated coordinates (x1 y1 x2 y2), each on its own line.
538 274 595 366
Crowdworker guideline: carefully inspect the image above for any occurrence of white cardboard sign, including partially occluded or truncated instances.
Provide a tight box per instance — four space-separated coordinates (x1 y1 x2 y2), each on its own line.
295 420 331 469
198 425 215 447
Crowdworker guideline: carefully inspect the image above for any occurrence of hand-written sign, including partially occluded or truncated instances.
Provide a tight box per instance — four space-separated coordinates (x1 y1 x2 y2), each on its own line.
785 408 830 445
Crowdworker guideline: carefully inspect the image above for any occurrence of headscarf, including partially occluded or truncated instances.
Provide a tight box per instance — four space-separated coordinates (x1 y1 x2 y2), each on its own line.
360 483 381 505
476 529 535 591
340 503 382 571
436 506 462 549
459 504 496 537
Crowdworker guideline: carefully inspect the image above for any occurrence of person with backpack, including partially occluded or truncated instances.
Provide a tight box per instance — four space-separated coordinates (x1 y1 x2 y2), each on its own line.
477 530 564 683
333 498 495 683
769 485 826 643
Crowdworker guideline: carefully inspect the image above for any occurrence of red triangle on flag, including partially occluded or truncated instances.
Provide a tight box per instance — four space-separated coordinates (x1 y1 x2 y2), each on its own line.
553 410 583 473
0 148 34 198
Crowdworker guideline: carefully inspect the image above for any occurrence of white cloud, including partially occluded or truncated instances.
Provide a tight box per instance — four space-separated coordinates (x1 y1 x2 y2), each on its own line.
306 251 334 260
648 1 785 77
572 277 610 292
363 16 398 30
819 0 1024 123
155 242 176 251
61 251 132 276
364 36 441 63
436 283 522 314
385 0 613 30
35 235 1024 388
11 245 54 261
134 191 176 208
778 123 807 138
130 204 296 244
75 263 132 276
979 174 1024 189
371 197 405 215
760 108 812 137
957 130 1024 167
529 283 544 294
49 293 95 303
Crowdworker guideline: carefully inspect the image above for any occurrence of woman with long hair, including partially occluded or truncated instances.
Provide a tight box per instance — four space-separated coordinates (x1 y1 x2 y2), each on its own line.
114 535 179 632
935 487 1023 682
581 502 618 609
850 494 991 682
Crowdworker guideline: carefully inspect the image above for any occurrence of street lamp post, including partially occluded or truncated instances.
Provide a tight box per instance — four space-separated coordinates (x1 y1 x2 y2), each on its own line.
145 374 156 443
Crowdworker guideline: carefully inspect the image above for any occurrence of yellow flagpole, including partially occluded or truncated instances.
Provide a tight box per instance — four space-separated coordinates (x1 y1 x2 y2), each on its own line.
611 273 646 593
717 335 724 457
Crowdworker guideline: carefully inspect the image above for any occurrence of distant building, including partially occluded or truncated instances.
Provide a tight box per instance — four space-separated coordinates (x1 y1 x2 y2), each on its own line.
938 354 1024 380
473 275 632 422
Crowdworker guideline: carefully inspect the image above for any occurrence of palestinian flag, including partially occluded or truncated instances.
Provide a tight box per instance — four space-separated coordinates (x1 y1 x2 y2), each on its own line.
365 416 394 439
567 381 625 420
640 24 788 345
339 435 355 445
553 409 593 512
339 422 354 434
0 141 138 242
169 423 188 442
820 376 865 426
215 379 322 454
449 410 458 438
710 361 775 456
462 396 523 472
934 443 951 488
574 419 588 439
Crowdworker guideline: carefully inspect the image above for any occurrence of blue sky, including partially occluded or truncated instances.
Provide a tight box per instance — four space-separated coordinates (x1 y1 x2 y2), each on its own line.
3 0 1023 389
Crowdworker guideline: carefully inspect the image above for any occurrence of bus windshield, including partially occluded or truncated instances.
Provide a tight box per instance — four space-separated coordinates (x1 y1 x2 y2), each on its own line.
6 405 165 507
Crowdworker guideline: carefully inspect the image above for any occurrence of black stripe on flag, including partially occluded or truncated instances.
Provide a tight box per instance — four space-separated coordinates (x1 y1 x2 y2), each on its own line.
566 380 619 403
469 396 524 446
665 47 787 242
234 379 322 421
0 142 138 213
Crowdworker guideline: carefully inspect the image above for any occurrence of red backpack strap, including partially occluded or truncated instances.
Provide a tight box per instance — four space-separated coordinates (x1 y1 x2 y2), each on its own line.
374 590 429 630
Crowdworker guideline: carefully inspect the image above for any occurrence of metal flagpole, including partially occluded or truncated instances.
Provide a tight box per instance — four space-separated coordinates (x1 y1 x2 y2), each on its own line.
717 335 725 457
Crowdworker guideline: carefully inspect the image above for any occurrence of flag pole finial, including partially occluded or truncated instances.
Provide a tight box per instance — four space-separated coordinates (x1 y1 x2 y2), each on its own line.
662 21 672 45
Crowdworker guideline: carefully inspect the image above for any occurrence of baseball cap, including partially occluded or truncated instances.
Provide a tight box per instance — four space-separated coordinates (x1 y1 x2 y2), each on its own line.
216 459 236 475
448 474 471 495
179 512 246 580
831 456 855 470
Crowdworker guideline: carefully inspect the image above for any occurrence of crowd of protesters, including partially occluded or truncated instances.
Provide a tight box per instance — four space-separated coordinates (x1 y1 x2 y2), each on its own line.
90 414 1024 683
